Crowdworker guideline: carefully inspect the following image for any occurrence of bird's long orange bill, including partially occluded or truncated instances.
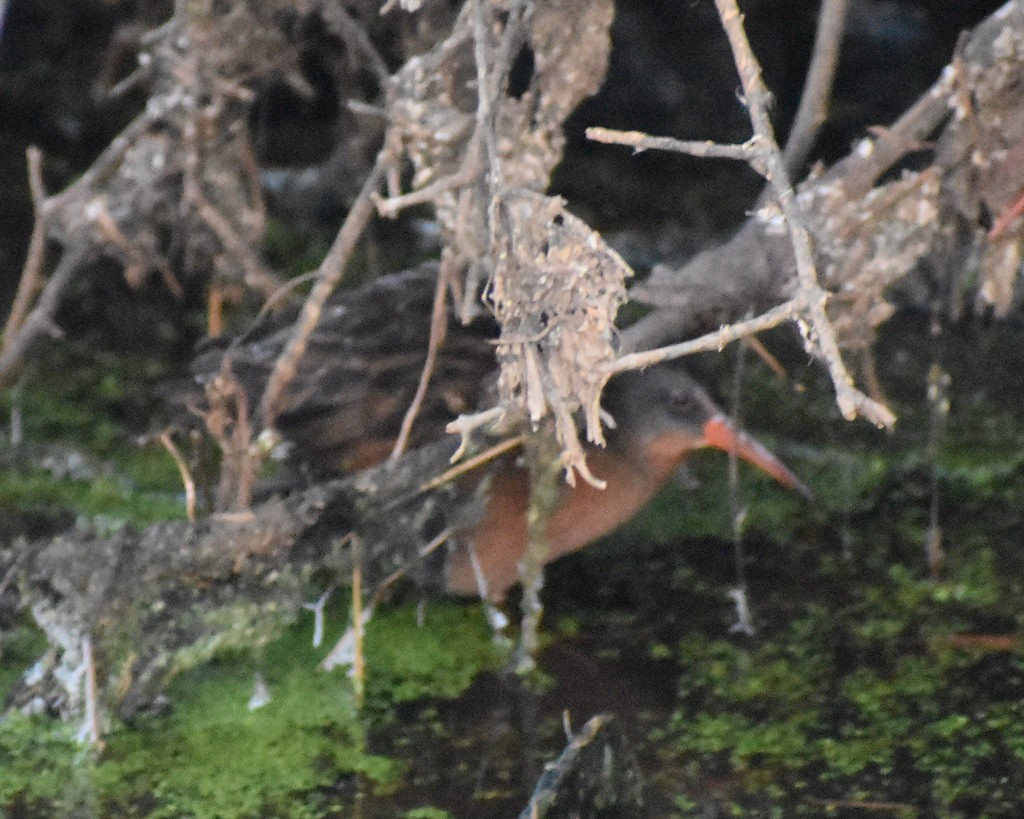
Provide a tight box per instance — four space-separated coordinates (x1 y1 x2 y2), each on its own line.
703 415 813 500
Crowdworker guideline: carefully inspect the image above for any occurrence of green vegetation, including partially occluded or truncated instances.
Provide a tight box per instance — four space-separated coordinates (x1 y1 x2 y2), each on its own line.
363 603 501 708
6 312 1024 816
649 472 1024 816
0 464 184 528
0 370 189 529
538 335 1024 816
0 600 499 817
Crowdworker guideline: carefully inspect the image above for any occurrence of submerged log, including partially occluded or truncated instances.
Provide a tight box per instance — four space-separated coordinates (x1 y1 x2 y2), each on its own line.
520 714 644 818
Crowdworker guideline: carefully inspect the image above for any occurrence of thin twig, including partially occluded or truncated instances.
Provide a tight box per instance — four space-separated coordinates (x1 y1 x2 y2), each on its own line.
468 542 511 637
781 0 850 176
419 433 525 492
744 334 789 381
606 298 802 375
391 262 450 460
445 406 507 461
256 270 317 318
825 62 956 198
806 797 917 813
989 186 1024 238
713 0 894 428
82 634 103 748
618 52 958 358
49 108 155 212
0 246 89 387
365 528 454 607
586 127 755 162
598 1 913 428
157 429 197 522
725 343 755 636
260 150 388 429
181 110 279 299
1 147 50 361
372 151 481 217
350 535 365 707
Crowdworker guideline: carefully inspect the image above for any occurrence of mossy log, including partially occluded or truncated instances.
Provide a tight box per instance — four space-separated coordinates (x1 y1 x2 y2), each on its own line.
1 439 482 721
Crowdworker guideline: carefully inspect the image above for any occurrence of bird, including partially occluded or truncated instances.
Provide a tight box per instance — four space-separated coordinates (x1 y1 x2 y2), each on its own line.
444 363 810 600
183 263 809 601
188 264 495 476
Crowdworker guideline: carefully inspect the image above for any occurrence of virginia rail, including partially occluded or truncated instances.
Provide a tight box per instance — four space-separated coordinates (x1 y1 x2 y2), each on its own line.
445 364 810 599
189 263 808 601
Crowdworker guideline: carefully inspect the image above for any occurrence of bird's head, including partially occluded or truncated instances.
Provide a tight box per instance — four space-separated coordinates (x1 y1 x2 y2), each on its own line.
602 363 812 499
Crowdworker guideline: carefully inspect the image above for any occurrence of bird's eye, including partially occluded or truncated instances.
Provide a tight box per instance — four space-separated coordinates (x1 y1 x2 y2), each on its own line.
668 389 697 414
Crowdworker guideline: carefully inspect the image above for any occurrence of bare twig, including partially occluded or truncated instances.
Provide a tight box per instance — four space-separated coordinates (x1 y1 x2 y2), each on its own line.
593 1 897 426
81 634 102 748
617 45 961 357
372 152 481 217
586 127 756 162
445 406 506 461
48 109 155 213
390 258 451 460
825 65 956 198
322 528 458 672
607 2 959 425
925 361 949 578
0 245 89 387
467 542 512 637
607 298 802 374
181 108 279 299
725 344 754 636
259 151 388 430
713 0 894 427
157 429 197 522
373 527 454 594
202 359 258 511
988 186 1024 239
588 0 851 182
781 0 850 176
1 147 50 363
420 433 525 492
807 797 917 813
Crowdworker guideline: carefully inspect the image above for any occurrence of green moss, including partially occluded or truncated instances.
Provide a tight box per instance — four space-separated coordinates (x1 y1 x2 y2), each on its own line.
101 616 399 817
98 653 388 818
0 599 503 817
19 622 362 817
362 602 501 708
404 808 455 819
0 623 47 701
0 466 184 527
658 547 1024 815
0 712 81 812
0 364 190 529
